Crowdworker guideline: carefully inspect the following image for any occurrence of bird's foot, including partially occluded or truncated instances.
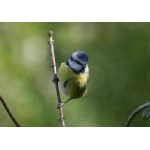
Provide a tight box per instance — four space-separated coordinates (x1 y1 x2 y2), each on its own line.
57 102 66 109
57 99 71 109
52 76 59 83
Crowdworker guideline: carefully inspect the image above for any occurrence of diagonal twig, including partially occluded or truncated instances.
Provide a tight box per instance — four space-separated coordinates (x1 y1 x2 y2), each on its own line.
48 31 65 127
0 95 20 127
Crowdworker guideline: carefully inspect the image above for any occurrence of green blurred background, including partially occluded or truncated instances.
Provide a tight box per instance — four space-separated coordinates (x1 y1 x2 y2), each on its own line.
1 22 150 127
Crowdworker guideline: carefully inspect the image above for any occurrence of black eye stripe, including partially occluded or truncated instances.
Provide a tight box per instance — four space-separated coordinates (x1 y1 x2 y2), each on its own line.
70 56 83 66
66 56 87 74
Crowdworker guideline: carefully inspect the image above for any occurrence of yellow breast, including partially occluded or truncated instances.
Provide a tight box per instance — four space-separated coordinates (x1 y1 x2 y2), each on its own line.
57 62 89 99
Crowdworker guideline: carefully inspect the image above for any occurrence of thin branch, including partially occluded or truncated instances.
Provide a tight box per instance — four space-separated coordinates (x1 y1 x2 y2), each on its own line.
48 31 65 127
125 102 150 127
0 95 20 127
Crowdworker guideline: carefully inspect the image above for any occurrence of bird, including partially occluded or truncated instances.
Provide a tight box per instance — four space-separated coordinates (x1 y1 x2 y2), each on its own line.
57 51 89 108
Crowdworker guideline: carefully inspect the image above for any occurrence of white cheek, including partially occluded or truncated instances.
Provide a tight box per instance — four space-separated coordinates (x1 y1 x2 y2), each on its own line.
84 65 89 73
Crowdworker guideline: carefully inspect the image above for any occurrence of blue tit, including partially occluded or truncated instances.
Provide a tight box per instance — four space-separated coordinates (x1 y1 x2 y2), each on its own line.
57 51 89 108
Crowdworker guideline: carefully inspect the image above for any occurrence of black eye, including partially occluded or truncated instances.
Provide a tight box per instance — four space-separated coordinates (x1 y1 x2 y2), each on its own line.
83 64 86 68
